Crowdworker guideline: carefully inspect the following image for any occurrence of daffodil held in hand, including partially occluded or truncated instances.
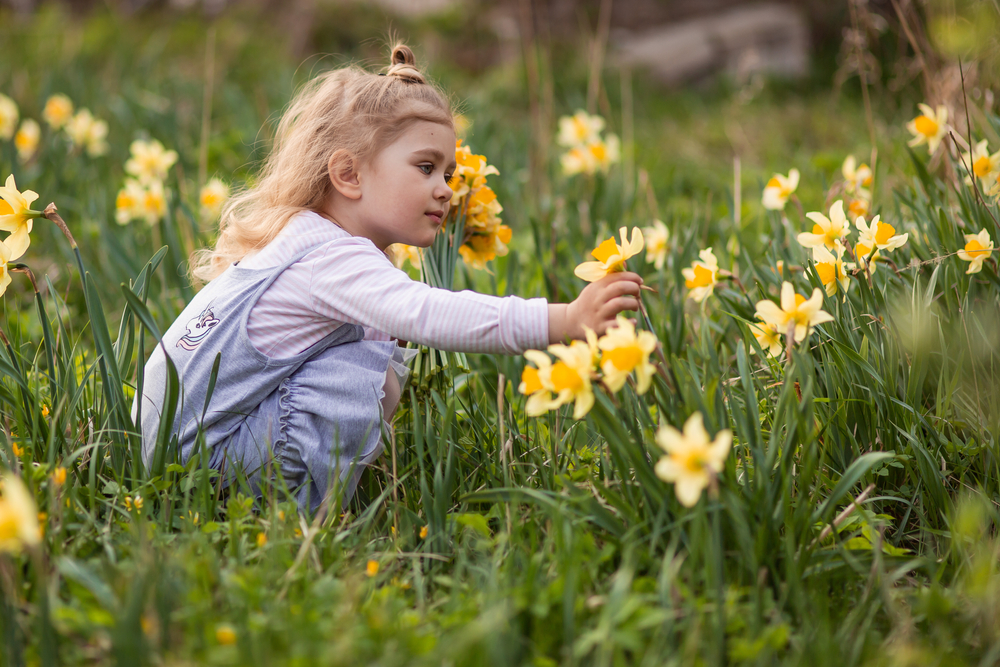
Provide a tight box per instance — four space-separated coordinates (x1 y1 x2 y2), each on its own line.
574 227 644 283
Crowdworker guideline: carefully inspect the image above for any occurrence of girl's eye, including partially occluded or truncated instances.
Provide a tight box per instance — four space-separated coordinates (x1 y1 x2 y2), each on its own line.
418 164 433 175
444 173 454 183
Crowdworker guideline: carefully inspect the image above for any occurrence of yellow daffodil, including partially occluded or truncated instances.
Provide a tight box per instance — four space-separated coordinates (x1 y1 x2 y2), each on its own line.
654 412 732 508
957 229 994 274
961 139 1000 189
448 140 498 205
126 139 178 184
841 155 873 197
586 135 620 174
389 244 423 271
557 110 605 148
755 281 834 344
65 109 108 157
855 215 907 259
366 560 380 577
0 242 11 298
199 178 229 220
682 248 719 303
0 472 41 554
749 322 782 357
847 197 870 220
546 330 600 419
14 119 40 162
43 94 74 129
798 200 850 252
812 244 851 300
597 316 658 394
761 168 799 211
140 180 167 226
854 249 882 276
459 220 512 269
561 146 595 177
574 227 644 283
0 174 42 261
906 103 948 155
215 625 237 645
642 219 670 270
0 94 18 140
115 179 146 225
519 349 559 416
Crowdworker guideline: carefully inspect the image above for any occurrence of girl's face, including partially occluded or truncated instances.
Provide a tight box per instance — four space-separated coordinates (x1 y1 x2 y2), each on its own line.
354 120 457 251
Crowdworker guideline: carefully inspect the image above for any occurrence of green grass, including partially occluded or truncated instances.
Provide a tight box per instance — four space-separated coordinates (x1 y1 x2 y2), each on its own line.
2 4 1000 666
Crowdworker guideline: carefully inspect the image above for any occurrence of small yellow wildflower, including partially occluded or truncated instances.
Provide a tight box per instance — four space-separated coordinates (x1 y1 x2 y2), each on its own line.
642 219 670 270
682 248 720 303
14 119 40 162
749 322 782 357
574 227 644 282
762 168 799 211
957 229 994 274
12 443 23 457
0 94 17 140
597 316 658 394
42 94 74 129
125 495 144 511
366 560 380 577
51 467 66 487
41 405 49 418
812 244 851 300
199 178 229 220
215 625 237 645
0 472 41 554
906 103 948 155
755 281 834 344
654 413 732 508
961 140 1000 189
126 139 178 185
0 174 41 261
855 215 907 258
419 525 428 539
256 532 267 547
798 200 850 253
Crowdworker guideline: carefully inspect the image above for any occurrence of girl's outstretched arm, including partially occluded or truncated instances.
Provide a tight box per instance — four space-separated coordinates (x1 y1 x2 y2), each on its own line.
547 272 643 343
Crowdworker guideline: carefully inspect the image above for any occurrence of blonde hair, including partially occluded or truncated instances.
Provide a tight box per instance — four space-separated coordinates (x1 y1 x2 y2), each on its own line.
193 44 454 281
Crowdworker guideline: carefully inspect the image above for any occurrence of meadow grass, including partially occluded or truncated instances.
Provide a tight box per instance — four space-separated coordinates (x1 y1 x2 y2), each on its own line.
1 5 1000 666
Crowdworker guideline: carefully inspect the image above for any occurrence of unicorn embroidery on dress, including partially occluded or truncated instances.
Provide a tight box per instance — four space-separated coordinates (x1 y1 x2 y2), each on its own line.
176 306 220 350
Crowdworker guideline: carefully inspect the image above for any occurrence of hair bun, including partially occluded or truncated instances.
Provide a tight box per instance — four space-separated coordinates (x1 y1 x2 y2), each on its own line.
387 44 425 84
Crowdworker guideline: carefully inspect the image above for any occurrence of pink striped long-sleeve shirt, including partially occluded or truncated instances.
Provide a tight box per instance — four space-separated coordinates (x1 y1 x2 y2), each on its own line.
238 210 549 357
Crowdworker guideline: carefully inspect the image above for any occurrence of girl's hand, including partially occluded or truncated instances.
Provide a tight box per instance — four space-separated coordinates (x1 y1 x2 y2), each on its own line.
548 272 643 343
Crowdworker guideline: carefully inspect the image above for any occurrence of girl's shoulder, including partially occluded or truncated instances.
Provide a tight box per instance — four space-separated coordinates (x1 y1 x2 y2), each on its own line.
241 210 374 269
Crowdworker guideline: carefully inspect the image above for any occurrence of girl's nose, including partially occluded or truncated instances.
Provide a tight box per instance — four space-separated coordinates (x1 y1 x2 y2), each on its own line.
434 180 452 201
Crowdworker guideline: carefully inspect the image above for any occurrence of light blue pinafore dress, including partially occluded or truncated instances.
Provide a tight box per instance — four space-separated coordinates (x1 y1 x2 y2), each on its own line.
135 246 400 510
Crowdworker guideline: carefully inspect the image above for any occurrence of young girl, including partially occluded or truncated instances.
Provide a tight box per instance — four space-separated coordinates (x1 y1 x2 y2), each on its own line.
135 44 642 511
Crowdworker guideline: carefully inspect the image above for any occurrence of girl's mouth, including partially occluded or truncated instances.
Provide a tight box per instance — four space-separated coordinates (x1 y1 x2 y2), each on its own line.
426 210 444 224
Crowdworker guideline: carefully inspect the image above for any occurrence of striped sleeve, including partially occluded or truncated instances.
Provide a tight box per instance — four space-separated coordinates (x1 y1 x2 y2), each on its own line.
305 238 549 355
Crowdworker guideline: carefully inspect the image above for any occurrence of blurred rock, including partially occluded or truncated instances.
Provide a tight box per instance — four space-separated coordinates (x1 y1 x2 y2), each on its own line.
613 2 809 86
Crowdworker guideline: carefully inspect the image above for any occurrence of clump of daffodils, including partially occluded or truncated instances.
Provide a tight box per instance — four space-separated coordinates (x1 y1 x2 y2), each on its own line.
0 472 41 555
115 139 179 226
574 227 644 282
557 110 620 177
519 316 660 419
761 168 799 211
654 412 732 508
447 140 512 270
906 103 948 155
64 108 109 157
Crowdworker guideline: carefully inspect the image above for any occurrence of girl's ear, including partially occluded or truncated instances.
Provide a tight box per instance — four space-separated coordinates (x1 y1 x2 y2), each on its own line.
328 149 362 200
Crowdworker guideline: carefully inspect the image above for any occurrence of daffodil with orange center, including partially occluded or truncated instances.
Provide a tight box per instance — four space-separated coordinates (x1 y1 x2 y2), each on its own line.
755 281 834 344
140 181 167 226
0 94 17 141
43 94 74 129
561 146 596 177
557 110 605 148
749 322 782 357
761 168 799 211
586 135 620 174
65 109 108 157
597 316 658 394
812 244 851 300
855 215 907 259
961 140 1000 190
448 141 498 205
906 103 948 155
0 472 41 554
519 349 559 416
15 119 40 163
115 179 146 225
0 174 41 261
460 219 513 270
957 229 994 274
642 219 670 270
575 227 644 283
199 178 229 220
682 248 720 303
847 196 870 220
126 139 178 185
841 155 873 197
654 412 732 508
798 200 850 253
546 330 599 419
